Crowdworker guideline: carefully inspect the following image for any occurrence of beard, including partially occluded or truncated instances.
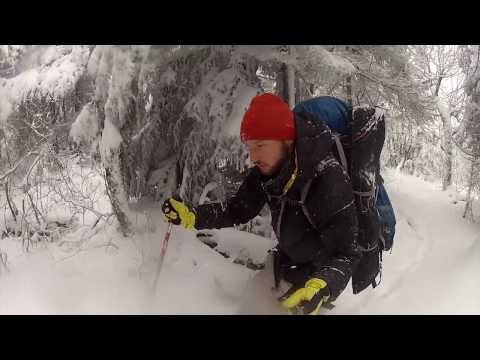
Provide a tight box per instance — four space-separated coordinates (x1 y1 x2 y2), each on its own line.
257 142 293 177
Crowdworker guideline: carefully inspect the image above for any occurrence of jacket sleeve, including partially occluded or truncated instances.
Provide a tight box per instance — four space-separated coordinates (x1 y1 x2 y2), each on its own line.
193 168 267 230
306 163 361 300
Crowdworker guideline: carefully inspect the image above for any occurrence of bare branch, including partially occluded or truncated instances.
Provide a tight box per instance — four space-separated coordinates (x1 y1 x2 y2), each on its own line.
0 150 40 183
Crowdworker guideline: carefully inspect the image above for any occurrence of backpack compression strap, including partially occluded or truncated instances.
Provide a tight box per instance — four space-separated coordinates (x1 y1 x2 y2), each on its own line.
333 133 377 211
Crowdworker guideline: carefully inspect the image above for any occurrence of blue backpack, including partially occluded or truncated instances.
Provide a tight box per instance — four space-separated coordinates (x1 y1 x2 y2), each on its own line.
294 97 396 293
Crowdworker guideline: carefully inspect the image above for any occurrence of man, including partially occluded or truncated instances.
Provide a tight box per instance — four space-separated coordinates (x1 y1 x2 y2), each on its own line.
162 93 361 315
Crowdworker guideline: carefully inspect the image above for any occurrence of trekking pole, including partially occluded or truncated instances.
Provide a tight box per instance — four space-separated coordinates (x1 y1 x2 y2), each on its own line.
152 222 173 292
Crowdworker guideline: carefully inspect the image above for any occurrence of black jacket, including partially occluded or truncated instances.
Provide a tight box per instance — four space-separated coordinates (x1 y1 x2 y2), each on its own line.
194 111 361 299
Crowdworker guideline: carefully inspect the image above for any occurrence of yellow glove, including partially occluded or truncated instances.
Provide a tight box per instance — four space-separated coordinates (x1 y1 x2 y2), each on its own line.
162 198 196 230
280 278 330 315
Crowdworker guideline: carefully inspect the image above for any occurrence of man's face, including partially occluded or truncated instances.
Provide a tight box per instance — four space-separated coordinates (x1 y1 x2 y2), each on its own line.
246 139 293 176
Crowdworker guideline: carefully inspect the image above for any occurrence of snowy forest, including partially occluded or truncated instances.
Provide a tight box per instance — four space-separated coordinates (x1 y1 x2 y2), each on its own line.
0 45 479 314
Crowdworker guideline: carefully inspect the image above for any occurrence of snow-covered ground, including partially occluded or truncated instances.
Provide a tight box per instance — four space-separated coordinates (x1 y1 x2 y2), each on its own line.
331 170 480 314
0 168 479 314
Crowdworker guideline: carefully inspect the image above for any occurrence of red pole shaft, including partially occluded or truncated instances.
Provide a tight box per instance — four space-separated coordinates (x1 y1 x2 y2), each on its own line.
153 222 173 291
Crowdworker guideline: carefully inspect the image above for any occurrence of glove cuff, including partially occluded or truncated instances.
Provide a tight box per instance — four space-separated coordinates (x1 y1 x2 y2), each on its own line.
184 211 196 230
305 278 327 290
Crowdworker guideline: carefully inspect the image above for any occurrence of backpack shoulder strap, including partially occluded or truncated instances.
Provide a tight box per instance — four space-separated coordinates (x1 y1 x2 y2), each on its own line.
300 152 344 230
333 134 348 171
298 178 318 230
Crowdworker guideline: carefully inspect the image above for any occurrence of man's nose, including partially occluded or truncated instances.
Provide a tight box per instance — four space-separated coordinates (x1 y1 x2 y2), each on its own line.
249 150 259 164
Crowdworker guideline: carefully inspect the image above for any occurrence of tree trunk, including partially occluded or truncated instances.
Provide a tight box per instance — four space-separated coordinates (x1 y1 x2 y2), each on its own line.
434 77 453 191
294 70 301 104
5 181 18 222
345 76 353 106
104 150 132 236
442 120 453 191
294 71 313 103
287 65 295 108
276 63 296 107
463 157 477 221
276 63 289 104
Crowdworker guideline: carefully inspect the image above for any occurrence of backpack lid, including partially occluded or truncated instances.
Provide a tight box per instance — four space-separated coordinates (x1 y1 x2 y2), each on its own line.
293 96 352 135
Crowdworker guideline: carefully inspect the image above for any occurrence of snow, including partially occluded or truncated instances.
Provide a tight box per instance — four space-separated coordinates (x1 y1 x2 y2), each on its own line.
287 65 295 108
309 46 356 75
236 46 356 82
86 46 104 76
0 214 259 314
199 182 218 205
0 85 12 124
223 83 259 138
103 49 137 129
178 61 260 179
1 46 89 101
0 168 479 314
436 95 450 121
2 44 478 314
100 118 123 160
145 93 153 113
159 66 176 86
330 170 480 314
70 102 99 145
0 46 90 124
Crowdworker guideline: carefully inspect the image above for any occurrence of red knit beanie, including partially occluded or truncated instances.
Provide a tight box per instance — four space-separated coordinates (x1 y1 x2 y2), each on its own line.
240 93 295 142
